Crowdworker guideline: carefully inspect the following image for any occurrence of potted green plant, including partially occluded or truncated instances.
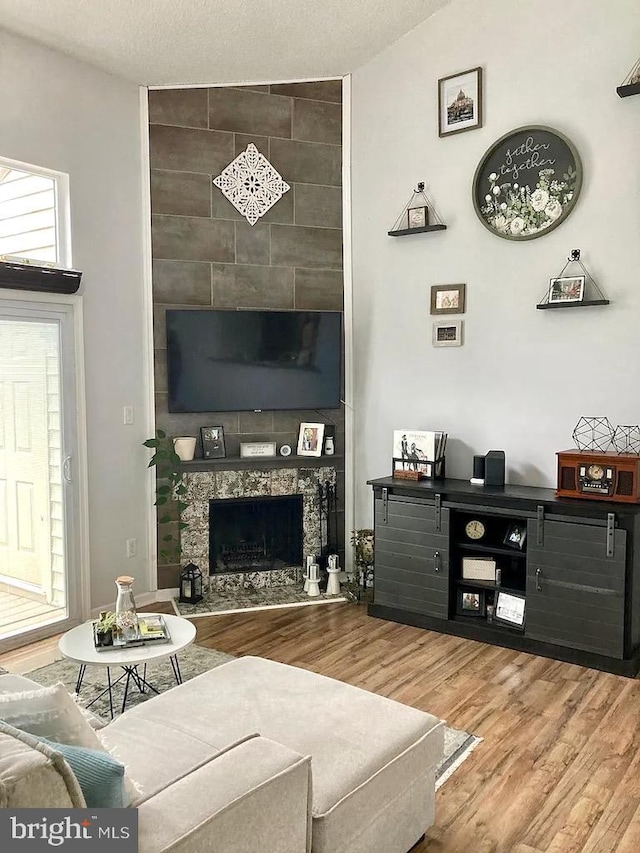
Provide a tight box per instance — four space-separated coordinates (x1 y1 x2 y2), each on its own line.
347 529 374 602
143 429 189 563
94 610 117 647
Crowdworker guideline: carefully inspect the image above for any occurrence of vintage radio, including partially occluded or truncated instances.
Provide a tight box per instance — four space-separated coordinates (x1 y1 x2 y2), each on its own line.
556 450 640 503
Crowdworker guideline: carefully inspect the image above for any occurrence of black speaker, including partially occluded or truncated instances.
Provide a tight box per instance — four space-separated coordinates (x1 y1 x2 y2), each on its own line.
472 455 486 479
484 450 505 487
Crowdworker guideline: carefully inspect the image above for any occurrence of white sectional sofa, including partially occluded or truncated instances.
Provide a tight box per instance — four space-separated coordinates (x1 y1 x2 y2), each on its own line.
0 655 444 853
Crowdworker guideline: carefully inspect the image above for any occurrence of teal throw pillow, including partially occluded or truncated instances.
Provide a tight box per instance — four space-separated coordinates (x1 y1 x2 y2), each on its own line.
38 736 129 809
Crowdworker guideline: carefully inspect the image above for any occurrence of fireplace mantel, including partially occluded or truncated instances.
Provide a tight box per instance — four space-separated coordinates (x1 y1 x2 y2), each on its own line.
179 455 343 473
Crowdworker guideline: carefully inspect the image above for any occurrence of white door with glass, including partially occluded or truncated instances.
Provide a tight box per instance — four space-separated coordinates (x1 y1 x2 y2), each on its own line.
0 303 82 644
0 157 83 646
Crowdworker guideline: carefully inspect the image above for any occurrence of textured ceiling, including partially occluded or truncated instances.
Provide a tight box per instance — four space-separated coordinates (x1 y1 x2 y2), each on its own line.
0 0 449 86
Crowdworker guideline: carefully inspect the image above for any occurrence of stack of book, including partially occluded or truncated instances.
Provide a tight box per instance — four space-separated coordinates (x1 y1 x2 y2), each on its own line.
136 615 171 644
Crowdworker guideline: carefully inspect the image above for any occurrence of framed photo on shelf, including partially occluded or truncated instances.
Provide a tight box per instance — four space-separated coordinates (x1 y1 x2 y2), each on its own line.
547 276 585 304
200 425 226 459
494 591 526 628
432 319 463 347
297 422 325 457
438 67 483 137
457 588 486 617
407 206 428 229
430 283 466 315
504 523 527 550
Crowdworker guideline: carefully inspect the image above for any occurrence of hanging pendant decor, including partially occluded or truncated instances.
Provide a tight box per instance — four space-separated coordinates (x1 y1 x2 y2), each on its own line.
213 143 290 226
472 126 582 241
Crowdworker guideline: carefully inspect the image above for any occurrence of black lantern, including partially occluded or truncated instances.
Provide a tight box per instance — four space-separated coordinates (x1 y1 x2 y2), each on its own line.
179 563 203 604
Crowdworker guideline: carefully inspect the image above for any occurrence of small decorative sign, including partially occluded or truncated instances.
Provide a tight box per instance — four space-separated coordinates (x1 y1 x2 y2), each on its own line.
240 441 277 459
473 126 582 241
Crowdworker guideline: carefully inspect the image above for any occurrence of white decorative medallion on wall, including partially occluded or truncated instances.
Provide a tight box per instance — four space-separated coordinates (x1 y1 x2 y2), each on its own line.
213 143 290 226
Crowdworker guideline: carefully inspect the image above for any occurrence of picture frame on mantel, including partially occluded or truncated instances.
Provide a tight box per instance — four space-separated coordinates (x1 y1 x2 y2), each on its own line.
201 426 226 459
297 423 325 457
438 67 483 137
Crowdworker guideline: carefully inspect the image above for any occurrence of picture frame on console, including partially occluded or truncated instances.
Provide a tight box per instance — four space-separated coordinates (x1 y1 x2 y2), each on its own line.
297 422 325 457
457 589 486 617
504 523 526 550
201 426 226 459
495 591 526 628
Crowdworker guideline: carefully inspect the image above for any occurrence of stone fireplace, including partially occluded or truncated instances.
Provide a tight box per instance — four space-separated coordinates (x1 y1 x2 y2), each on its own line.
181 466 336 592
210 494 303 574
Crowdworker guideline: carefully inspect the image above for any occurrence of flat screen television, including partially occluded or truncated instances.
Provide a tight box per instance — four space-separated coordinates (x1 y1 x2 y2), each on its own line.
166 309 342 413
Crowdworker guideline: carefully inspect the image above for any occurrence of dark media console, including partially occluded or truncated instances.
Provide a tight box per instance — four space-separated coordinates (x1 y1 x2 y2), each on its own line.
367 476 640 676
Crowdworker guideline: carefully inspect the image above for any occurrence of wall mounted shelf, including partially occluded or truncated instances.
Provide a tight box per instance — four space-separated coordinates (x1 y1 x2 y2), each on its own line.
617 58 640 97
536 248 609 310
388 182 447 237
617 82 640 98
537 299 610 310
178 455 343 472
388 224 447 237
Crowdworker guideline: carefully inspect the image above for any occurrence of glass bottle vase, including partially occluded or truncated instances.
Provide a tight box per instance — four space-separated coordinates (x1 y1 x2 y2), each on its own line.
114 575 138 642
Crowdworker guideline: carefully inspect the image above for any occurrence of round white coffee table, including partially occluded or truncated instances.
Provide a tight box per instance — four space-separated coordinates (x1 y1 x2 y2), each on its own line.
59 613 196 718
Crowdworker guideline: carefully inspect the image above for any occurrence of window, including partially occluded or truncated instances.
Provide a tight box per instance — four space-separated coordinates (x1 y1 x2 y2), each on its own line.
0 158 69 267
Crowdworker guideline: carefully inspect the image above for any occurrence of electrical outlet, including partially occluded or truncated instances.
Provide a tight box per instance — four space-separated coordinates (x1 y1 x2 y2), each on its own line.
123 406 134 425
126 538 136 558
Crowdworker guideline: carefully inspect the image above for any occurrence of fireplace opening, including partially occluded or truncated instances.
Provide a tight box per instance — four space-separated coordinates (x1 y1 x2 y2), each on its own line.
209 495 303 574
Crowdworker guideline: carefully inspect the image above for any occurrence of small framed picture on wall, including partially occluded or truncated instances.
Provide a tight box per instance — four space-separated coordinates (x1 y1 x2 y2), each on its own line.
407 206 428 229
432 319 463 347
438 67 483 137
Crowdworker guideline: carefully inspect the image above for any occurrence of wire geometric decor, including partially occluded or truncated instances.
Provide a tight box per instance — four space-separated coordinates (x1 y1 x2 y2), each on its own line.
572 417 615 452
213 143 290 226
613 425 640 455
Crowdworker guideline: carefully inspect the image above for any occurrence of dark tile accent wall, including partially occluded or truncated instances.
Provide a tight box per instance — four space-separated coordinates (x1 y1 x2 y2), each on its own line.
149 82 345 588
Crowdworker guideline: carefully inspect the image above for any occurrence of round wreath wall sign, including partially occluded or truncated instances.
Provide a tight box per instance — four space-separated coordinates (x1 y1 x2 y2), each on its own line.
472 125 582 240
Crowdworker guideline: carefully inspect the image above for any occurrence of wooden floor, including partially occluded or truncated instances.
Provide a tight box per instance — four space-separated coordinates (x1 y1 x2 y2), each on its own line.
2 600 640 852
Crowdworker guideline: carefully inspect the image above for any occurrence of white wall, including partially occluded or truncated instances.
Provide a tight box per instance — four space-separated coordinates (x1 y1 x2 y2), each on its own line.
0 29 151 608
351 0 640 524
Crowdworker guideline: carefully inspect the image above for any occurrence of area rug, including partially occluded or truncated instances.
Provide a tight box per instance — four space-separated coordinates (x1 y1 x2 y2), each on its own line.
173 584 347 618
18 647 480 787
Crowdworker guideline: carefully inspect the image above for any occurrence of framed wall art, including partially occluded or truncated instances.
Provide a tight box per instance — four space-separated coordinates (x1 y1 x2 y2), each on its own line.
472 125 582 241
407 206 428 229
430 284 466 315
432 319 463 347
438 67 482 137
200 425 226 459
547 276 585 304
297 422 325 457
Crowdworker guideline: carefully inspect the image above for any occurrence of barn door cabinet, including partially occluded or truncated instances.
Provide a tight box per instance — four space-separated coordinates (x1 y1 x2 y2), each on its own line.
368 477 640 676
